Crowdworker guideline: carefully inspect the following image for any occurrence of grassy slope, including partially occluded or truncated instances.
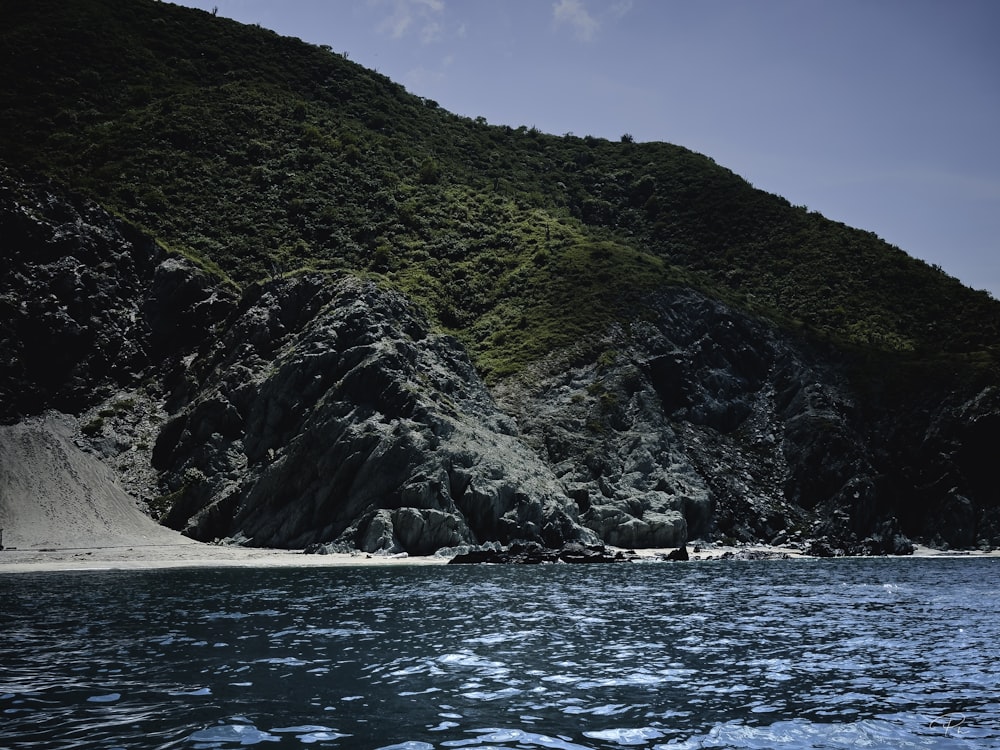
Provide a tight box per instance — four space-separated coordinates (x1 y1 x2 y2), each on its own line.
2 0 998 386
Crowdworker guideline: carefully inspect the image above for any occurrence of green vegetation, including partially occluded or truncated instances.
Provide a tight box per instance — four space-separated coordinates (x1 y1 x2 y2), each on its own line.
2 0 998 383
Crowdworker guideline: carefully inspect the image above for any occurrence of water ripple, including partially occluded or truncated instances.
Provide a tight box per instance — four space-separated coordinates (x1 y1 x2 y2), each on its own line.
2 560 999 748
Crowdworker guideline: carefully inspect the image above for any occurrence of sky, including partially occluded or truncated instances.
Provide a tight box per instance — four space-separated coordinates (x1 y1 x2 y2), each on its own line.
173 0 1000 298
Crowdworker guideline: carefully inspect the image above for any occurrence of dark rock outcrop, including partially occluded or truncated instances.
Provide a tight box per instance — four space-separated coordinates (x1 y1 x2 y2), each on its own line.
495 290 850 549
495 288 998 553
666 545 689 561
0 168 235 422
3 168 998 553
717 549 793 561
153 273 596 551
448 542 636 564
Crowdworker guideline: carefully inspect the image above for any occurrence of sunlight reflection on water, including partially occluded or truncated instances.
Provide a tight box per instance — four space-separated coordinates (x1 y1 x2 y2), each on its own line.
1 559 999 748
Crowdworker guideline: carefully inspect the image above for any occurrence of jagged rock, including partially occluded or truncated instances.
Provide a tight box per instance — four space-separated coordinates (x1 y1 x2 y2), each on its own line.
601 511 686 549
357 509 398 554
0 170 235 421
339 507 472 556
858 517 914 556
447 541 635 564
557 542 636 563
804 538 844 558
717 548 792 561
3 168 999 554
154 273 598 550
495 288 852 548
0 172 152 418
666 544 689 561
493 284 1000 553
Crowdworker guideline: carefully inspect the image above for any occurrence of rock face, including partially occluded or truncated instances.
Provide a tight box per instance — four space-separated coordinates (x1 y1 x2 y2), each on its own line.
0 179 237 482
151 273 595 551
3 168 999 553
493 288 1000 554
0 170 234 420
495 289 871 549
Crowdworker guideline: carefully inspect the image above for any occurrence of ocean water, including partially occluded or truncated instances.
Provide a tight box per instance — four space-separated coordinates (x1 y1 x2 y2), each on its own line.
1 558 998 749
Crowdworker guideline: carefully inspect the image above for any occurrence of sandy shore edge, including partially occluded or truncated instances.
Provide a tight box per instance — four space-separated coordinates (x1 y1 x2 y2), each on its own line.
0 543 450 573
1 540 997 574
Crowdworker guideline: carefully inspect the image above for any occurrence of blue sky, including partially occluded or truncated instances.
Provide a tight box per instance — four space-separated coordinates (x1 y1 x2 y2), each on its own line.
174 0 1000 298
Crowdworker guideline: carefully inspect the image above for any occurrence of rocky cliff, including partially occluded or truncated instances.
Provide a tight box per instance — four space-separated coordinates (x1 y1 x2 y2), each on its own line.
151 271 594 552
2 168 998 554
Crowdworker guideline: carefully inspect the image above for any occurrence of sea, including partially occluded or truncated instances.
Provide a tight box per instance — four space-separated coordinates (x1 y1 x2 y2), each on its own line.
1 557 998 749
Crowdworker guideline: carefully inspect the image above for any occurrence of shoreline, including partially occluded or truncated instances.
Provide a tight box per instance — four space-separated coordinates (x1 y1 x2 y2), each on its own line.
1 540 997 574
684 542 1000 562
0 543 450 573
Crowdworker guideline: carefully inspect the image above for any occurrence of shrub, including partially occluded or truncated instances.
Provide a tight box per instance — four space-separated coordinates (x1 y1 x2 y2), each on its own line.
418 157 441 184
81 417 104 436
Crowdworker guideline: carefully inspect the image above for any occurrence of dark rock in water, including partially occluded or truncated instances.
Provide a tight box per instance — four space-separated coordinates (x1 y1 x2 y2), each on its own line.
558 542 636 564
666 545 689 561
448 542 634 565
858 517 914 556
448 542 556 565
717 548 792 561
804 538 843 558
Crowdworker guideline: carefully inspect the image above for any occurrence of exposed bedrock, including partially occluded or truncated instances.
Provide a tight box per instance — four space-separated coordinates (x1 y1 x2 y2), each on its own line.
4 168 999 554
153 274 597 551
496 288 1000 552
0 169 235 422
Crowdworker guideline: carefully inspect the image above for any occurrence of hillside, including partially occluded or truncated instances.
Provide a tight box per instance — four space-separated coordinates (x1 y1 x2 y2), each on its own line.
2 0 999 553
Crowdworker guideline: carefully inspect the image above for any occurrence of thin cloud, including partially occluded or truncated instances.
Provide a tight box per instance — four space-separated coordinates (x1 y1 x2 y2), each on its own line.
553 0 599 42
610 0 633 20
373 0 446 42
404 64 446 92
420 20 443 44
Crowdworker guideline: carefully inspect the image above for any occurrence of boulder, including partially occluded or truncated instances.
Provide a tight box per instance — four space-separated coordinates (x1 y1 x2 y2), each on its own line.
666 545 689 561
447 542 635 565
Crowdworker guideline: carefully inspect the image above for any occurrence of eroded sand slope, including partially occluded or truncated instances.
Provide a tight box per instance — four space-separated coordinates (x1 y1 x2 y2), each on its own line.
0 413 193 550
